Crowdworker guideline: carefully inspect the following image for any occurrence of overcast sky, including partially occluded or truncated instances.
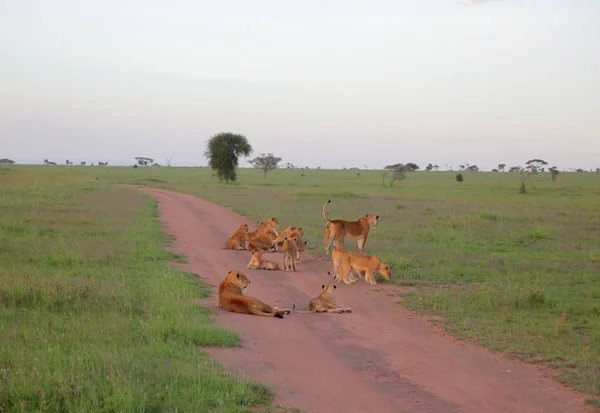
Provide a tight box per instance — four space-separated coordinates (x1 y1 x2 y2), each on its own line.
1 0 599 170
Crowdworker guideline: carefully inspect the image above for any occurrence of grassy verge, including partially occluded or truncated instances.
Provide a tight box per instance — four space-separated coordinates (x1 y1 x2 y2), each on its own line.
0 167 277 412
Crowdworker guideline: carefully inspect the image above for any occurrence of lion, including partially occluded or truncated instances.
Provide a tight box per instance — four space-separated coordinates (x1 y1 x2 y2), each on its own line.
246 217 279 244
331 248 391 285
323 222 339 255
248 231 277 252
294 236 307 265
281 237 298 272
247 250 280 270
217 270 290 318
294 277 352 314
273 226 303 245
323 199 379 254
225 224 249 250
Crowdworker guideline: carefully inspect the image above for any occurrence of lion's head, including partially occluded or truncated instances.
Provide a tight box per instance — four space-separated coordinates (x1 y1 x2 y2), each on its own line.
379 263 391 281
226 270 250 290
365 214 379 228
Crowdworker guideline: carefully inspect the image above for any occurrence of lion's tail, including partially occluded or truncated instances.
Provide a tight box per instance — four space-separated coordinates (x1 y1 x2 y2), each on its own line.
322 199 332 223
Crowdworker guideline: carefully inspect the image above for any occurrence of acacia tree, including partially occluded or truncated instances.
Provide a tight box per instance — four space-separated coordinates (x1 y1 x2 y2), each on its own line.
549 166 560 182
519 159 548 193
135 157 155 166
249 153 282 179
204 132 253 183
386 163 419 186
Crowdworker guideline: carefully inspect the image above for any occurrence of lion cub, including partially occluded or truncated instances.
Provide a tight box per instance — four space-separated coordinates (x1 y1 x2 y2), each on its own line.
225 224 249 250
294 277 351 314
218 270 291 318
281 237 298 272
247 250 280 271
331 248 391 285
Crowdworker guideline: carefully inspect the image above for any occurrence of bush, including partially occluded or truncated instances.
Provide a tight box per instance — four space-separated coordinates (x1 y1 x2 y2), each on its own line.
456 173 463 182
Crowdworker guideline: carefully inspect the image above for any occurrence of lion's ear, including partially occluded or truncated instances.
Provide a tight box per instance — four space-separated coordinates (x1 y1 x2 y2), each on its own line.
291 226 296 230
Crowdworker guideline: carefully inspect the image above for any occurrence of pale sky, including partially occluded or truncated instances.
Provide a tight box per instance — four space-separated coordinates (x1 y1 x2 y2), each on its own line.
1 0 599 170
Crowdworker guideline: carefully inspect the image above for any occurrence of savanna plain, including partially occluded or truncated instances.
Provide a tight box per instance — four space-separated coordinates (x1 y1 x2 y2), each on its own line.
1 164 599 411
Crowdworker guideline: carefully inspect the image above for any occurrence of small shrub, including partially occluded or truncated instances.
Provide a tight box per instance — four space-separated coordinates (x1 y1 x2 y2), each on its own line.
456 173 463 182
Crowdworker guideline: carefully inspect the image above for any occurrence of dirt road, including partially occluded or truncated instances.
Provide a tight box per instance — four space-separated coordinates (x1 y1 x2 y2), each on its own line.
133 186 593 413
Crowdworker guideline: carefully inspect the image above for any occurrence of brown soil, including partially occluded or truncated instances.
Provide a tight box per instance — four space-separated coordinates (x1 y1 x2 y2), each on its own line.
130 186 594 413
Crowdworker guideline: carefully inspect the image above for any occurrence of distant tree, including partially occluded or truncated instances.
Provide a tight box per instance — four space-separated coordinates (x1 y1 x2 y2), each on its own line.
549 166 560 182
519 159 548 193
425 163 433 171
509 166 523 173
44 159 57 165
434 164 439 171
459 164 465 171
249 153 282 179
576 168 585 173
596 167 600 173
80 161 86 166
387 163 419 186
204 132 253 183
380 169 391 186
165 156 172 167
135 157 155 166
466 165 479 172
492 169 498 172
0 158 15 164
498 164 506 172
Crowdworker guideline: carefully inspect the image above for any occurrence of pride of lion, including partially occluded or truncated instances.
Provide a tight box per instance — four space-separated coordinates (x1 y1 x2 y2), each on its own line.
219 199 391 319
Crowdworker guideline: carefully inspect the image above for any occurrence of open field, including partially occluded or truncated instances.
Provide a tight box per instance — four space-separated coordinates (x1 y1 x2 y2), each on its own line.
0 166 293 412
2 164 600 408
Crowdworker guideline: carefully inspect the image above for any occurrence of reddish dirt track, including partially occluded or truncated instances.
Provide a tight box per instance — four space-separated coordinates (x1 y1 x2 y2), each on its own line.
131 186 593 413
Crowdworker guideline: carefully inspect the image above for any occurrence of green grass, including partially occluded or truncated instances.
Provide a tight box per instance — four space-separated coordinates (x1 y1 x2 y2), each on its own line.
0 167 277 412
4 164 600 403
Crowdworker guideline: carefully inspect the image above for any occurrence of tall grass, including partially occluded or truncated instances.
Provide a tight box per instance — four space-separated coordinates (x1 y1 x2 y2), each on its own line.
0 167 276 412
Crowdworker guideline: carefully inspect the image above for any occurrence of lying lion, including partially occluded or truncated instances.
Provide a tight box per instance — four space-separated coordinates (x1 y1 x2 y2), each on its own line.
323 199 379 254
331 248 391 285
217 270 291 318
294 277 352 314
246 250 280 270
247 217 279 241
